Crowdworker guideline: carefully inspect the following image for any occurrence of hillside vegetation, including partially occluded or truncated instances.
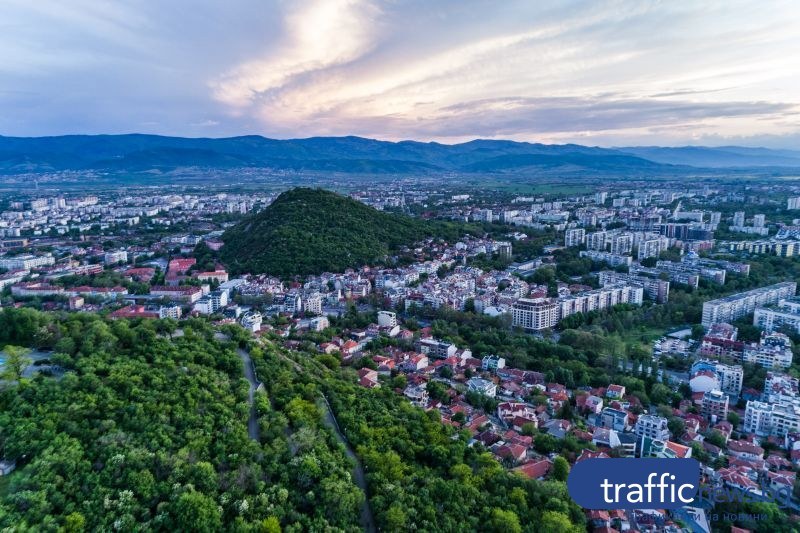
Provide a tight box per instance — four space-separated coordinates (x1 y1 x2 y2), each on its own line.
0 307 587 532
221 188 464 276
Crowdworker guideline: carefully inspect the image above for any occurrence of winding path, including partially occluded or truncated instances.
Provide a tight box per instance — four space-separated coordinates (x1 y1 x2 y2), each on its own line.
237 347 261 442
320 394 377 533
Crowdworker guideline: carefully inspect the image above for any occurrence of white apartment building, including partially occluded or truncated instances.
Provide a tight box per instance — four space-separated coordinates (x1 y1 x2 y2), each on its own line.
634 414 671 441
610 234 633 256
104 251 128 265
742 334 794 368
512 300 559 331
579 250 632 268
564 228 585 247
303 293 322 315
754 298 800 334
377 310 398 328
744 399 800 437
586 231 607 251
637 236 670 261
701 282 797 327
0 254 55 270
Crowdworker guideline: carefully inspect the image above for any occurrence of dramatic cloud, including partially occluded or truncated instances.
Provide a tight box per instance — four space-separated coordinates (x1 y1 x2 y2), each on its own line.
1 0 799 147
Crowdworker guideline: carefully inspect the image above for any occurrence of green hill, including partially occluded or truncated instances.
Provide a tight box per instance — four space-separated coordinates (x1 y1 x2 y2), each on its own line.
221 188 448 276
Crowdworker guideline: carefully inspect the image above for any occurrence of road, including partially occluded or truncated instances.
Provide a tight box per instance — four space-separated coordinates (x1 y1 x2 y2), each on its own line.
237 347 261 442
320 394 377 533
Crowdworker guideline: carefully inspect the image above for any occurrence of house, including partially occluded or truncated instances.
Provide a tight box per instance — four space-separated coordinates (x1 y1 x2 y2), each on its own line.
404 354 429 372
493 443 527 464
467 377 497 397
481 355 506 372
598 407 629 432
606 384 626 399
513 459 551 480
372 355 395 374
110 305 160 319
582 395 604 415
640 437 692 459
541 419 572 439
592 427 621 449
497 402 537 423
358 368 380 389
340 340 362 359
728 440 764 461
404 384 429 407
576 450 611 462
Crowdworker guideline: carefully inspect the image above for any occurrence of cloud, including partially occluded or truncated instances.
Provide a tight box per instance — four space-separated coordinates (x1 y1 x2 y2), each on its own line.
211 0 381 109
1 0 799 147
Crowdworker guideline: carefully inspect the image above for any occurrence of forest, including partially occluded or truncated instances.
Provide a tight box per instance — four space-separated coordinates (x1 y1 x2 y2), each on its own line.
1 307 585 532
220 188 476 277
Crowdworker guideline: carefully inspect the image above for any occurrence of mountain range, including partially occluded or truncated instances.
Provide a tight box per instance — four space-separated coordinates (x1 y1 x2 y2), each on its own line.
1 133 799 175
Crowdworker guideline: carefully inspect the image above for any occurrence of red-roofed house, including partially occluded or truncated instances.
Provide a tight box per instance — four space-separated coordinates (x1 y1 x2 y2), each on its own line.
513 459 551 480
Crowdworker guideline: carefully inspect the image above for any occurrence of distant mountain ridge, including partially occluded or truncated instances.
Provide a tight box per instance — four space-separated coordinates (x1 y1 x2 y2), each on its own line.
0 133 798 174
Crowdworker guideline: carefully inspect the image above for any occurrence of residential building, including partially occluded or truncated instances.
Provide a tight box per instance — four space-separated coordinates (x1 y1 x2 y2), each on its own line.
701 282 797 327
599 407 628 432
481 355 506 372
586 231 607 251
689 360 743 397
0 254 55 270
377 310 398 328
637 236 669 260
701 390 729 423
754 297 800 334
512 299 559 331
635 414 671 441
104 250 128 265
742 332 794 368
579 250 632 267
609 233 633 256
417 338 457 359
564 228 585 247
598 270 670 303
467 377 497 397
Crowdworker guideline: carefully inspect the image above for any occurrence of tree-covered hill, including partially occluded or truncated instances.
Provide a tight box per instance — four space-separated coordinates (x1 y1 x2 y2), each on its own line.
221 187 463 277
0 309 364 532
0 307 588 532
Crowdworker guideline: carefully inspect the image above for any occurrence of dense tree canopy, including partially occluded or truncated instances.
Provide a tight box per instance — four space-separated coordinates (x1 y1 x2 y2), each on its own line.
221 187 474 277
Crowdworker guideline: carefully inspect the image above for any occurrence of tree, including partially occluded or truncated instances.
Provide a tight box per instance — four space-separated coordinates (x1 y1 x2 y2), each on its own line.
552 456 570 482
650 384 673 406
171 491 222 532
64 512 86 533
534 434 558 454
705 430 727 449
540 511 583 533
668 417 685 439
487 508 521 533
259 516 281 533
727 411 740 428
1 345 31 382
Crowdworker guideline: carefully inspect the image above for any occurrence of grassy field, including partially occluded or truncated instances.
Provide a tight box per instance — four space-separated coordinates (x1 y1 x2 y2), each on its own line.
476 180 595 196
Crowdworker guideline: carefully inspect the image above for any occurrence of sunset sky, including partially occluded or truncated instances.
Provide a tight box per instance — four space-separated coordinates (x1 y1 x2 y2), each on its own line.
2 0 799 147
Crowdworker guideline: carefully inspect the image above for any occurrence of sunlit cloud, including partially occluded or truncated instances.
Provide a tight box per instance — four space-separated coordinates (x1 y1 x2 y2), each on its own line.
1 0 799 147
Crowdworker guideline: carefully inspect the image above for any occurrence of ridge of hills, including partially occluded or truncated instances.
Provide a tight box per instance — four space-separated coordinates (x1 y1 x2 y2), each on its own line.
2 133 799 175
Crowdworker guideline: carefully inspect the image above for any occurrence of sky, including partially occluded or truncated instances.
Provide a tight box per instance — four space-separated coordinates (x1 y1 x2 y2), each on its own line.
1 0 800 148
